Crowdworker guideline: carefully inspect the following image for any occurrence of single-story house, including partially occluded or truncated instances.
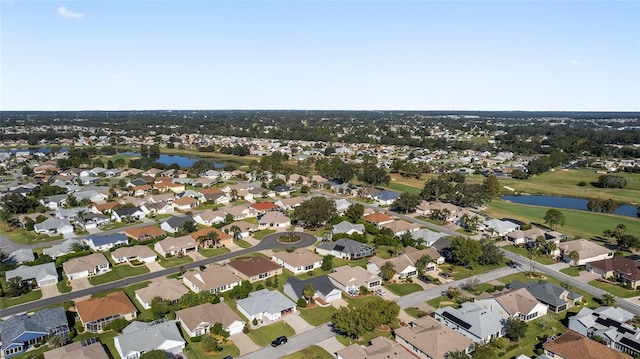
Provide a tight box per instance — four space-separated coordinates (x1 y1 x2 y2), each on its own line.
62 253 111 280
134 278 189 309
394 315 475 359
124 225 167 241
5 262 58 288
0 308 70 358
275 197 304 211
43 341 109 359
257 211 291 229
363 211 395 228
434 302 505 343
221 220 259 238
111 245 157 264
271 249 323 274
33 218 74 236
328 265 382 296
483 219 521 237
227 256 282 283
236 289 296 322
85 233 129 252
558 239 614 266
160 216 194 233
380 220 420 236
316 238 374 260
410 228 448 247
182 265 242 294
368 255 417 280
283 276 342 304
332 221 365 236
114 321 185 359
508 281 582 313
474 287 548 322
7 248 35 264
154 235 198 258
190 227 232 248
75 291 137 332
193 209 227 226
42 239 81 259
543 331 631 359
568 306 639 357
172 196 198 211
176 302 245 337
586 257 640 289
337 336 416 359
222 205 254 220
111 207 146 222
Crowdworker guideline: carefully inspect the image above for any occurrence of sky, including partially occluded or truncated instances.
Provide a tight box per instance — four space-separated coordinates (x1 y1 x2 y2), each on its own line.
1 1 639 111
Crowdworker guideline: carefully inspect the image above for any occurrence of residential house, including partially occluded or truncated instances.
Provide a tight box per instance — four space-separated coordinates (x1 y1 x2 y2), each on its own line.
227 256 282 283
431 237 453 259
140 202 174 216
509 281 583 313
111 245 157 264
586 258 640 289
0 308 70 358
131 184 152 197
275 197 304 211
236 289 296 322
114 320 185 359
316 238 374 260
394 315 475 359
193 209 227 226
543 331 631 359
333 198 351 214
483 219 521 237
34 218 74 236
271 249 323 274
190 227 232 247
182 265 242 294
364 211 395 228
375 190 400 205
75 291 137 332
63 253 111 280
40 194 68 210
221 220 258 238
111 207 146 222
154 235 198 258
134 278 189 309
250 201 278 215
85 233 129 252
7 248 35 264
367 255 417 280
147 193 175 204
332 221 365 236
172 196 198 211
506 227 549 245
176 302 245 337
328 265 382 296
284 276 342 304
434 302 505 343
411 229 448 247
91 202 119 214
380 220 420 237
154 181 185 193
5 262 58 288
75 213 110 230
203 191 231 204
336 336 417 359
474 287 548 322
257 211 291 229
558 239 614 265
415 202 459 221
569 306 639 357
403 247 445 269
43 341 109 359
124 225 167 242
42 239 81 259
160 216 194 233
222 205 254 221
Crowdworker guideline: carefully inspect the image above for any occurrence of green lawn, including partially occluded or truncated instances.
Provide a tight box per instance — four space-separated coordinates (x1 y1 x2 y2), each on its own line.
88 264 150 285
588 280 640 298
559 267 581 276
0 289 43 308
157 255 194 268
0 225 61 245
484 200 640 240
178 325 240 359
385 283 423 296
332 257 369 269
438 262 506 281
387 182 422 194
253 229 276 240
404 307 428 319
74 327 119 358
426 295 459 309
500 315 567 358
503 245 556 265
298 305 337 326
246 321 295 347
376 245 400 259
101 221 139 231
235 239 253 248
335 330 393 347
57 279 72 293
281 345 334 359
199 247 231 257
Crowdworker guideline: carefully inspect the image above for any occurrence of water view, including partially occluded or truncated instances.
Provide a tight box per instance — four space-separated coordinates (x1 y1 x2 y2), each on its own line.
502 195 639 218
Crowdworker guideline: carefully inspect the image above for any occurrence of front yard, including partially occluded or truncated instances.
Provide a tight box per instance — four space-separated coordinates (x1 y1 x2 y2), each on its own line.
157 255 194 268
588 280 640 298
0 288 43 308
246 321 295 347
385 283 423 296
281 345 334 359
199 247 231 257
298 305 337 326
503 245 556 265
439 262 507 281
88 264 150 285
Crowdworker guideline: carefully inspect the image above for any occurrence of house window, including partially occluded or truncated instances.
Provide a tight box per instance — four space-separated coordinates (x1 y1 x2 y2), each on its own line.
304 265 314 271
259 273 268 279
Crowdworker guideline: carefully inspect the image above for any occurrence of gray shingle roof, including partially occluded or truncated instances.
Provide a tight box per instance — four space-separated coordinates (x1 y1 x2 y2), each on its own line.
284 275 338 300
5 262 57 285
0 307 68 350
434 302 504 342
236 289 296 317
115 320 184 358
317 238 374 257
509 281 581 308
87 233 128 247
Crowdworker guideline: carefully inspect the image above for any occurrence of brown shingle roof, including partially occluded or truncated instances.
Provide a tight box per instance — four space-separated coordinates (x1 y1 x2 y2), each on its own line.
364 211 394 224
176 302 243 332
124 225 166 240
544 331 631 359
588 257 640 281
190 227 232 241
227 256 281 277
75 291 137 324
394 315 473 359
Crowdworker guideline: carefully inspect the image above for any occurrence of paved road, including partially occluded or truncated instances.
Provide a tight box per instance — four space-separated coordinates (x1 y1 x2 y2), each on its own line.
0 232 317 318
239 325 335 359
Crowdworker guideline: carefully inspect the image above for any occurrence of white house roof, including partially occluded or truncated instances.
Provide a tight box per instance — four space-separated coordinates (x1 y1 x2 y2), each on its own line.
236 289 296 317
5 262 57 284
115 320 185 358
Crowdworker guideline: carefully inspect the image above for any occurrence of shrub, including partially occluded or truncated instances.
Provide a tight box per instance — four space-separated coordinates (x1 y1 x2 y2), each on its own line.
242 325 249 334
578 181 587 186
191 335 203 343
255 283 265 291
297 297 307 308
307 269 316 277
252 318 258 326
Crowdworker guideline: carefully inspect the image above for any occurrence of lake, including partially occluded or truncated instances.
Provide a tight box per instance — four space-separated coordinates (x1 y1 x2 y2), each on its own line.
502 195 639 218
117 152 225 168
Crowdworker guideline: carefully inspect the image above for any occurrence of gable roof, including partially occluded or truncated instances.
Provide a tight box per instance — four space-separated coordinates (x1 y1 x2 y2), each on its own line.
182 265 241 291
489 288 541 316
364 211 394 224
190 227 232 241
317 238 374 257
75 291 137 323
163 215 193 228
87 233 128 247
272 250 322 268
336 336 415 359
558 239 612 258
259 211 290 223
124 225 166 239
5 262 57 283
176 302 244 332
0 308 68 350
115 320 184 357
380 219 420 233
543 331 631 359
236 289 296 317
285 275 339 299
329 265 382 287
434 302 504 340
509 281 582 307
43 341 109 359
332 221 365 234
588 257 640 281
62 253 110 274
227 256 281 277
111 245 157 260
134 278 188 304
394 315 474 359
250 201 278 211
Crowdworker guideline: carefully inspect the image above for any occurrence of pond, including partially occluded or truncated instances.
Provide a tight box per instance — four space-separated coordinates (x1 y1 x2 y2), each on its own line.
117 152 225 168
501 195 639 218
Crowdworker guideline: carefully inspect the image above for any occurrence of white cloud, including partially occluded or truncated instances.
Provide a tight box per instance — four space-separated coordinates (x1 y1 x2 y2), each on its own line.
57 6 85 19
569 59 585 67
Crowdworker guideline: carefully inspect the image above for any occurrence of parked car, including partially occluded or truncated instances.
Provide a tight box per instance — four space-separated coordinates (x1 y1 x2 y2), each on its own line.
417 275 431 284
271 336 288 347
374 288 387 296
439 272 451 279
199 265 207 271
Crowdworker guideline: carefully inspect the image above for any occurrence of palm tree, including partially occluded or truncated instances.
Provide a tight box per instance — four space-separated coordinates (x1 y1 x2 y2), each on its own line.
569 250 580 266
446 350 468 359
197 230 219 248
229 225 241 241
303 283 315 304
380 261 396 282
47 333 65 348
527 246 540 276
230 189 238 201
601 293 616 306
71 241 86 253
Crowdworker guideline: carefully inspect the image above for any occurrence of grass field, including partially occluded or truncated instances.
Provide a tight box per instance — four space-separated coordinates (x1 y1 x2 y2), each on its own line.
404 307 428 319
385 283 423 296
559 267 581 276
247 321 295 347
0 289 43 309
281 345 334 359
157 255 193 268
88 264 150 285
298 305 337 326
588 280 640 298
0 225 62 245
484 200 640 240
503 245 556 265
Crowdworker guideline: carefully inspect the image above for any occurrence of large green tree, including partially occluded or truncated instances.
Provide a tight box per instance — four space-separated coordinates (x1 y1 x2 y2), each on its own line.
344 204 364 223
359 164 390 187
449 236 482 266
543 209 566 230
504 317 528 341
483 174 501 197
292 196 336 229
392 193 421 213
380 261 397 282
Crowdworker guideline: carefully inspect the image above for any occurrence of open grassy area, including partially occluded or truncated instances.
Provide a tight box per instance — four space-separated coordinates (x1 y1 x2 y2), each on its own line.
253 229 276 240
426 295 459 309
57 279 72 293
559 267 581 276
246 321 295 347
503 245 556 265
88 264 150 285
387 181 422 194
157 255 193 268
500 315 567 358
484 200 640 240
439 262 506 281
588 280 640 298
385 283 423 296
281 345 334 359
298 305 337 326
404 307 428 318
235 239 253 248
0 289 43 308
0 225 61 245
199 247 231 257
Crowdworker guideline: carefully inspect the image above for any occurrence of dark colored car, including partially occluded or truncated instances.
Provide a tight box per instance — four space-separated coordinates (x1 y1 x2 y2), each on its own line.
439 272 451 279
199 265 207 271
417 275 431 284
222 356 233 359
271 336 288 347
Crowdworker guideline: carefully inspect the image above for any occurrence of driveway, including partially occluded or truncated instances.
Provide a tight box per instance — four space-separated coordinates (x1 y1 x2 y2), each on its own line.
70 277 92 291
331 297 348 309
40 284 60 299
316 336 345 356
145 261 164 272
284 314 314 334
230 332 261 356
187 251 206 261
